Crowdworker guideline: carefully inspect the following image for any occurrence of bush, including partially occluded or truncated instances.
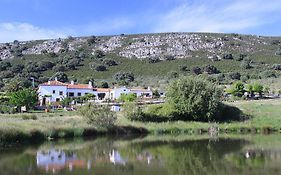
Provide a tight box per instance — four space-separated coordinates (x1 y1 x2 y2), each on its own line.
203 65 220 74
226 81 245 97
103 59 118 66
148 57 161 63
222 54 233 60
0 61 12 71
94 50 105 58
240 58 252 69
95 65 107 71
79 103 117 129
118 93 137 102
228 72 241 80
235 54 247 61
53 72 68 82
272 64 281 70
114 72 134 83
179 65 189 72
192 66 202 75
166 76 222 121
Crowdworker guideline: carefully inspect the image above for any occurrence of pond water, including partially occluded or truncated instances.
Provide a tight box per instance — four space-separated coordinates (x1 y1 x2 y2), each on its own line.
0 135 281 175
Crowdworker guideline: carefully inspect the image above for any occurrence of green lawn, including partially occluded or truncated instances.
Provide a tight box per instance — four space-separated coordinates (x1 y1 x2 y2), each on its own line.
0 99 281 145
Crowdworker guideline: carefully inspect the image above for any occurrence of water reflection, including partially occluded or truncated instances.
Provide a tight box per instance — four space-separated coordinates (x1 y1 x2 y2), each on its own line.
0 135 281 175
36 149 88 173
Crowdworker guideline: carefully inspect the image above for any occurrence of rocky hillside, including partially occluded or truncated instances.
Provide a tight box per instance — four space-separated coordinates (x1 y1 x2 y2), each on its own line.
1 32 281 91
1 32 280 61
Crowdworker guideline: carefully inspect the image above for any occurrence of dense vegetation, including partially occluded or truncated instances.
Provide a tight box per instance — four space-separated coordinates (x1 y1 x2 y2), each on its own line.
124 76 244 122
0 32 281 93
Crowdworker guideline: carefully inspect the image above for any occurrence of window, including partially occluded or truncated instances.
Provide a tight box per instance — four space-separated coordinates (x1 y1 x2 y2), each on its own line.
78 92 82 96
53 90 56 94
56 98 60 102
69 92 74 97
59 91 63 95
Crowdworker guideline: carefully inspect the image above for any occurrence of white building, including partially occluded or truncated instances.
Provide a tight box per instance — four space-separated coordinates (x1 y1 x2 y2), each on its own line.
38 78 111 105
110 86 153 100
38 79 153 105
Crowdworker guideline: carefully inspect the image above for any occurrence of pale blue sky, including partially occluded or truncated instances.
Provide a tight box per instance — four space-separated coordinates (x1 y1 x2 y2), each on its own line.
0 0 281 42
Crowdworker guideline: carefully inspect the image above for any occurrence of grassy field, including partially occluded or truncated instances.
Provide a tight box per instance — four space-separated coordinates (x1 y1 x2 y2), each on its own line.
0 99 281 145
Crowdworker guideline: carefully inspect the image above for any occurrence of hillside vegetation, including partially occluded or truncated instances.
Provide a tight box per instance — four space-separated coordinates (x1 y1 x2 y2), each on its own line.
1 32 281 91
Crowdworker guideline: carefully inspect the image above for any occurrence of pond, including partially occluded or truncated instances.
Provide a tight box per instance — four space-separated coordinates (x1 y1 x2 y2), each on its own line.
0 135 281 175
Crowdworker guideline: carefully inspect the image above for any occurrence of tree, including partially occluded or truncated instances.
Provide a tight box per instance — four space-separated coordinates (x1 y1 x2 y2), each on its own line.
228 72 241 80
148 57 161 63
99 81 109 88
54 72 68 82
245 84 254 98
0 61 12 71
78 103 117 129
94 50 105 58
272 64 281 70
240 58 252 69
223 53 233 60
166 76 222 121
118 93 137 102
253 83 263 96
192 66 202 75
227 81 245 97
203 65 220 74
95 65 107 71
103 59 118 66
9 88 37 112
114 72 135 84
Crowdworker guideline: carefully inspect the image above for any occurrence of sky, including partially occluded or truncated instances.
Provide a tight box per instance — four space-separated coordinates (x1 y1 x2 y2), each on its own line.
1 0 281 42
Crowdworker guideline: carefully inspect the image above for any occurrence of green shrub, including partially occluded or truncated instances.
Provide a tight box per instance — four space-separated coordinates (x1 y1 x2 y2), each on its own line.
79 103 117 129
166 76 222 121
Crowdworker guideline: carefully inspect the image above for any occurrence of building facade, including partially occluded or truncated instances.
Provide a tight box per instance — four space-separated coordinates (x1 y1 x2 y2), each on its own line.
38 79 153 105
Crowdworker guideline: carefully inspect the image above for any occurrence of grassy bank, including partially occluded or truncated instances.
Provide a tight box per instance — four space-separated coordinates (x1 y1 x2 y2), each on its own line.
1 99 281 146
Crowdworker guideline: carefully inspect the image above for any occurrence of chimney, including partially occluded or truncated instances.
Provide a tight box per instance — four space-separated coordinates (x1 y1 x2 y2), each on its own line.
55 77 58 81
88 81 93 88
71 80 75 85
148 86 151 91
48 80 51 85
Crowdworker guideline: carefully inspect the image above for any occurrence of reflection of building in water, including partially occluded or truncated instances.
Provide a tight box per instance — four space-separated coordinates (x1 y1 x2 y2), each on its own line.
36 149 88 173
109 150 126 165
136 152 153 165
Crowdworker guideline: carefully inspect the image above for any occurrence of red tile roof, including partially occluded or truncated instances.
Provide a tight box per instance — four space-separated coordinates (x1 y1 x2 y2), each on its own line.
94 88 112 92
67 84 92 89
41 80 68 86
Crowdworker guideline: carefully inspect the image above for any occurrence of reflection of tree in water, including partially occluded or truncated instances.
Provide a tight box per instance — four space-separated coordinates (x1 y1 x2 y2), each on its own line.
225 148 281 174
128 139 248 175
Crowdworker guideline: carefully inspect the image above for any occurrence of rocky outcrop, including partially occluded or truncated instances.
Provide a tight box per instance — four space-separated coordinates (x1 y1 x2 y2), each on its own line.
0 32 275 60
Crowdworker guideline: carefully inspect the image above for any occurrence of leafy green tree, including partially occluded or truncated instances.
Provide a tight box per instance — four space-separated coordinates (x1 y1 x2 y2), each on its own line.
253 83 263 96
53 72 68 82
203 65 220 74
9 88 37 112
245 84 254 97
118 93 137 102
79 103 117 129
240 58 252 69
99 81 109 88
227 81 245 97
0 61 12 71
166 76 222 121
94 50 105 58
114 72 134 84
60 97 73 107
192 66 202 75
